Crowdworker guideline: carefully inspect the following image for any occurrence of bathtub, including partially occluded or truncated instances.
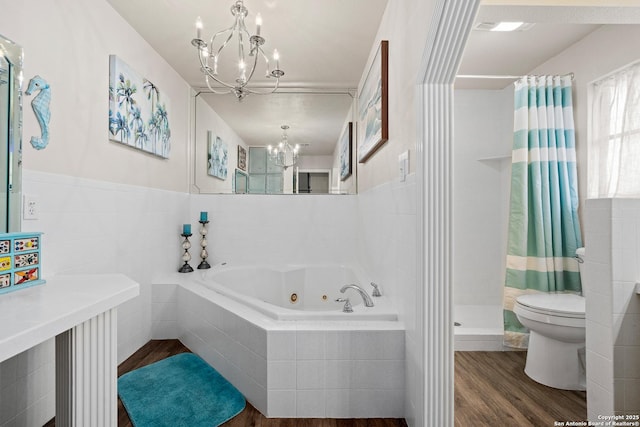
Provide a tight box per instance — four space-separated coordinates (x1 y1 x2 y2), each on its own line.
196 264 398 321
167 263 405 418
454 304 505 351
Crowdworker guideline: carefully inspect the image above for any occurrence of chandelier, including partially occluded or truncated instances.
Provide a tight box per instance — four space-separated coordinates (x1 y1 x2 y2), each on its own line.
268 125 300 170
191 0 284 101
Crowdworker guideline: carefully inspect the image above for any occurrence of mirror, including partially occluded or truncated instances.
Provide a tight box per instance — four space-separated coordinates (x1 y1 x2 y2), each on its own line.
193 90 357 195
0 34 23 232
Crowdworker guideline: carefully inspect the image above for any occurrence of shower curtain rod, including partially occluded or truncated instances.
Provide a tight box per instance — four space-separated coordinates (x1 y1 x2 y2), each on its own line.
456 72 574 80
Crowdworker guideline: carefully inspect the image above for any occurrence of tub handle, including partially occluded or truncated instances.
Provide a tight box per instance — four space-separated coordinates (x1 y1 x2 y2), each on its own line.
335 297 353 313
370 282 382 297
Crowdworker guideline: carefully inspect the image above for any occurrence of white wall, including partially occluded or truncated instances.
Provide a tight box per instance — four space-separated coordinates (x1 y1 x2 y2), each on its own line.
1 0 190 193
0 0 192 424
453 88 513 307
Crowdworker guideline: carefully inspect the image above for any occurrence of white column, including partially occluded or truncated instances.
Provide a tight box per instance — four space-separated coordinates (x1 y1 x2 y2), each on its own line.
417 1 480 426
55 308 118 427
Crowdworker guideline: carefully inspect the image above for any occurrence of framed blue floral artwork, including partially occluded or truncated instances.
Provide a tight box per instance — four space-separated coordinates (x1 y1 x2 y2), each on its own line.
207 131 228 180
108 55 171 158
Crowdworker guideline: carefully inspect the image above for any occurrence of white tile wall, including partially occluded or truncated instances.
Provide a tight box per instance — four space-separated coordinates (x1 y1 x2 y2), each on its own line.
0 170 188 426
189 194 358 266
356 174 419 421
584 198 640 419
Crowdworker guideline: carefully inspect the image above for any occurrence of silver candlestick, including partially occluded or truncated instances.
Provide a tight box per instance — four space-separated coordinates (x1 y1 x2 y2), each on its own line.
197 220 211 269
178 233 194 273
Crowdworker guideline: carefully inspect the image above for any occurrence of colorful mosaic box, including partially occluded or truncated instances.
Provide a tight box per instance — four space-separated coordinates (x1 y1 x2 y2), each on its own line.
0 232 45 295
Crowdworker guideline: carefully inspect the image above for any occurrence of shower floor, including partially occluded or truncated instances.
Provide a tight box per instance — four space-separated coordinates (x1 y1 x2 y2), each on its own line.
454 304 505 351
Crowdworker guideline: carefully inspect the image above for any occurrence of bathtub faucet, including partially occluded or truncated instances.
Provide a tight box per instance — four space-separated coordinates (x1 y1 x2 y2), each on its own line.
339 284 374 307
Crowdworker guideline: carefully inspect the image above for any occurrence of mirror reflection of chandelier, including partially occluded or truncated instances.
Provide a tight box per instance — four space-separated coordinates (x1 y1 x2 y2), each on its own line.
191 0 285 101
268 125 300 170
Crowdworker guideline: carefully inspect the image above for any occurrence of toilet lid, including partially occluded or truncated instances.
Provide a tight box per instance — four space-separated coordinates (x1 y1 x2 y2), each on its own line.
516 293 585 317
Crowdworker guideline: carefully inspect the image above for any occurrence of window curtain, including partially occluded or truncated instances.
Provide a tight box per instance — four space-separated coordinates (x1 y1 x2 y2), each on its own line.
503 75 583 349
589 61 640 198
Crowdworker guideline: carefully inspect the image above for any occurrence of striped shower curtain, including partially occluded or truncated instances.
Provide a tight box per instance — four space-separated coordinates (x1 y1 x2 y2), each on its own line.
503 75 583 348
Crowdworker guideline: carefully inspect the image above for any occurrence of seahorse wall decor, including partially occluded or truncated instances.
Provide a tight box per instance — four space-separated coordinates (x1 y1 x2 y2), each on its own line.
25 75 51 150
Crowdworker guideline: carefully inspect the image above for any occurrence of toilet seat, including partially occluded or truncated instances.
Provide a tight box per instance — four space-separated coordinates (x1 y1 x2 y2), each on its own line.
516 293 585 318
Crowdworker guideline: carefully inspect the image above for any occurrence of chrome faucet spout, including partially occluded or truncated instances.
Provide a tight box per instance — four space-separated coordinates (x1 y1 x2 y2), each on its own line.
339 284 374 307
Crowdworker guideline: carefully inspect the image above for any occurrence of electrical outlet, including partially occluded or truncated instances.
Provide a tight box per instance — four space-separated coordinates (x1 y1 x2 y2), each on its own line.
23 195 39 220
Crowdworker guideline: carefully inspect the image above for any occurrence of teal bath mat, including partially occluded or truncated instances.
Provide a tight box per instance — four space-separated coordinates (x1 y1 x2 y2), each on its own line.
118 353 246 427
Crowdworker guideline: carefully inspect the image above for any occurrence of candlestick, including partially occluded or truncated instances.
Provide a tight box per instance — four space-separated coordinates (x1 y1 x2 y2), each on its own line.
178 232 194 273
197 220 211 269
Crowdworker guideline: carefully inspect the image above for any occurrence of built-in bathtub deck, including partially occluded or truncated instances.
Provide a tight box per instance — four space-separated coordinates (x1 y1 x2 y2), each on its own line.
153 273 406 418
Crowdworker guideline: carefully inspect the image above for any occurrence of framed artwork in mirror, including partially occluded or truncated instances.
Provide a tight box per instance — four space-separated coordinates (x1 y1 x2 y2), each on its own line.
358 40 388 163
108 55 171 158
340 122 353 180
207 131 228 180
237 145 247 171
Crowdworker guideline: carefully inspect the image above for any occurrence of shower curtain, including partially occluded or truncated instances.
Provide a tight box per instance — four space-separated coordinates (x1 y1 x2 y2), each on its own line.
503 75 583 349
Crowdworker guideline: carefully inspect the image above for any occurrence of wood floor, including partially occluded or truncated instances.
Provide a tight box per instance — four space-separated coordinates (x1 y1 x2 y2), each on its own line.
45 340 587 427
455 351 587 426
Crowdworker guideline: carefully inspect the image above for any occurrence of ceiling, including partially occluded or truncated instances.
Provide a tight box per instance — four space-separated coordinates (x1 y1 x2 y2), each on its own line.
107 0 388 155
108 1 640 153
457 4 640 90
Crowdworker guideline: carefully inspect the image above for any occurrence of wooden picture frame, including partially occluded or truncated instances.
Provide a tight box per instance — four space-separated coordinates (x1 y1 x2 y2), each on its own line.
357 40 388 163
339 122 353 181
237 145 247 171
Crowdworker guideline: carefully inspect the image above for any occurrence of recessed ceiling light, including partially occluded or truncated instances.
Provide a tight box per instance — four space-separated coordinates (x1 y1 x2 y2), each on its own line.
491 22 525 32
474 22 534 32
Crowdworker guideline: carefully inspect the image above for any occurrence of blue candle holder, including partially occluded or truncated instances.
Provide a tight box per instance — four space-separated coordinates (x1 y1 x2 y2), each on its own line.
178 233 194 273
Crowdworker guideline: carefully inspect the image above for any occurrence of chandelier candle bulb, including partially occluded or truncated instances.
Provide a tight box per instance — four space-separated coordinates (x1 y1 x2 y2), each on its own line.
195 16 203 40
256 14 262 36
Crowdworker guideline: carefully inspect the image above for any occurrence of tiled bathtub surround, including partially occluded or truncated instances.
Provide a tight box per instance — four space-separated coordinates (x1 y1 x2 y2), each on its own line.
583 198 640 419
175 278 405 418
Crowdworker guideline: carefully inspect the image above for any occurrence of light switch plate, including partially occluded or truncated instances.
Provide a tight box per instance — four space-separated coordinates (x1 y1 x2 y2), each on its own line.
399 151 409 182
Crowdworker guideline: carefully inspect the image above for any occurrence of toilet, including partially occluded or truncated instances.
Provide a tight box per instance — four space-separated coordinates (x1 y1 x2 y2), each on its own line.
514 292 586 390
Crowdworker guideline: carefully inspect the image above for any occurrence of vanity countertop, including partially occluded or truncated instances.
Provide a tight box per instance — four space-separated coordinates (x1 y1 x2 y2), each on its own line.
0 274 139 363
